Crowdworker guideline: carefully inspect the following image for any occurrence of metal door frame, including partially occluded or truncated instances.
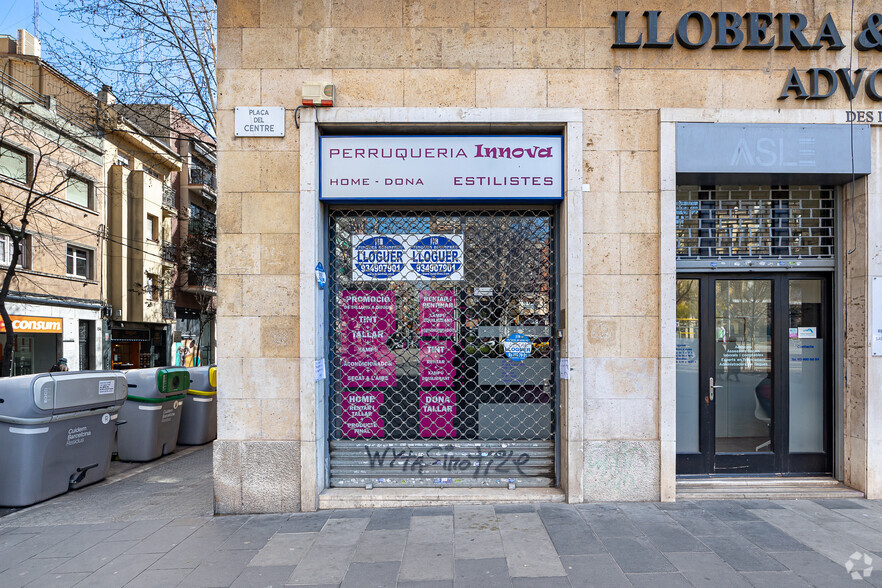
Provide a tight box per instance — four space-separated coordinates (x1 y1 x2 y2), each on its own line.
323 204 562 489
676 271 833 476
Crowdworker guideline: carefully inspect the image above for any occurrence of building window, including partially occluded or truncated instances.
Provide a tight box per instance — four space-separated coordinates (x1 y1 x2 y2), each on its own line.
115 151 131 168
145 273 159 300
147 214 159 241
0 144 30 183
0 233 27 268
66 246 91 279
66 176 92 208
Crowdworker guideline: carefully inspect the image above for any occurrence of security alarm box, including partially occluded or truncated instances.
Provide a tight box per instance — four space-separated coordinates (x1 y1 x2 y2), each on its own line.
302 82 335 106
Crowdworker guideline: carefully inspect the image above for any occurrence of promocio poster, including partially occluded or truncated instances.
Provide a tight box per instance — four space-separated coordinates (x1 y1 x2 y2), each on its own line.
340 290 396 388
419 290 456 337
419 390 456 438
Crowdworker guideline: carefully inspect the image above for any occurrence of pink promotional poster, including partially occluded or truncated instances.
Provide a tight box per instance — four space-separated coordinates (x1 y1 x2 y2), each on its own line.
418 290 456 337
340 290 397 388
419 340 455 387
419 390 456 438
342 391 385 438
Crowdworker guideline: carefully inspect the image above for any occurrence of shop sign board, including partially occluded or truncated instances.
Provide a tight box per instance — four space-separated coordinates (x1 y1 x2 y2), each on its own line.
419 290 456 337
419 340 455 387
352 234 464 281
320 135 563 201
342 390 385 438
0 316 63 333
677 123 871 176
419 390 456 438
340 290 397 388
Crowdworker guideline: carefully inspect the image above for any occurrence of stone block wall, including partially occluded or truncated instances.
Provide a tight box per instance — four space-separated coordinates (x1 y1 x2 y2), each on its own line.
216 0 880 511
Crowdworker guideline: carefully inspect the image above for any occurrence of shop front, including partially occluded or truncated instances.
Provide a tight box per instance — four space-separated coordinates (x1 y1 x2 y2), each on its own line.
319 135 566 491
0 315 63 375
110 325 168 370
0 303 102 374
668 121 869 479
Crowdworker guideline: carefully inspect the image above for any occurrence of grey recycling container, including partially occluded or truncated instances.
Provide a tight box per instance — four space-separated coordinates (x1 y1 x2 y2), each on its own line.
117 367 190 462
178 365 217 446
0 371 128 507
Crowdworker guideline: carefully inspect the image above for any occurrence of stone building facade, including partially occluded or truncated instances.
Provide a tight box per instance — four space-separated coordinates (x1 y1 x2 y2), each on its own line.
216 0 882 512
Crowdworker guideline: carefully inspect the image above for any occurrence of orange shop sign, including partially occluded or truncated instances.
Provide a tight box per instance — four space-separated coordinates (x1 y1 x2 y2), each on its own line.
0 316 63 333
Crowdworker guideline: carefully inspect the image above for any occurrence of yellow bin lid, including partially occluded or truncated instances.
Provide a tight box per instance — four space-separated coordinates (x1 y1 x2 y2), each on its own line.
209 365 217 388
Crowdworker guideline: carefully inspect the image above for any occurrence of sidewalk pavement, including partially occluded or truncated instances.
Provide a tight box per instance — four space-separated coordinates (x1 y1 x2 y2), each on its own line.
1 445 880 587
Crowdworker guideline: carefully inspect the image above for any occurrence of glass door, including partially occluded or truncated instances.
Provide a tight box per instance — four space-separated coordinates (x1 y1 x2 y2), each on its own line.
712 279 775 472
676 274 831 475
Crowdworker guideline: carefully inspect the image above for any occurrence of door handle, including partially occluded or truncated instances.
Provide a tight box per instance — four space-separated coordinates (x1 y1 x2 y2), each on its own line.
709 377 723 401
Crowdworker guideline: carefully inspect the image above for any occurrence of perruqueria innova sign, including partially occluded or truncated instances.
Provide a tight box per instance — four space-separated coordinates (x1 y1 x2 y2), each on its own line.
319 136 563 201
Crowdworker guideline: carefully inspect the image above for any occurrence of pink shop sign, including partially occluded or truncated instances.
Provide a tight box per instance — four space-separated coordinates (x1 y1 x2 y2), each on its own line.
342 390 384 439
419 339 455 388
340 290 397 388
340 290 396 343
419 390 456 438
419 290 456 337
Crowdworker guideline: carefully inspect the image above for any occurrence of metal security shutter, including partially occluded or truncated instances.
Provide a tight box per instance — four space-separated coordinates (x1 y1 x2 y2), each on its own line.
327 209 557 488
676 185 835 269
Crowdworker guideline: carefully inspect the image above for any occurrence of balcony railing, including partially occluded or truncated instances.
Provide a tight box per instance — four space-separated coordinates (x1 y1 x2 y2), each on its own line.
189 167 217 191
162 185 176 210
188 210 217 241
161 299 176 320
187 272 217 289
161 241 176 263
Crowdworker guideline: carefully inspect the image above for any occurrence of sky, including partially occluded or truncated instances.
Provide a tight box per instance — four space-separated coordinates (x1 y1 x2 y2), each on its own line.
0 0 85 46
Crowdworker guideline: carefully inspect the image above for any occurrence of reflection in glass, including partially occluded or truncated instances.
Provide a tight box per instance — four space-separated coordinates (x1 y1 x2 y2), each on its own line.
715 280 772 453
789 280 824 453
676 279 700 453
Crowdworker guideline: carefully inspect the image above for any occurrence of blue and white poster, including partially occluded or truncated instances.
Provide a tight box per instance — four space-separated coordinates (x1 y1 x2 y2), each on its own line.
351 234 464 281
352 236 406 280
503 333 532 361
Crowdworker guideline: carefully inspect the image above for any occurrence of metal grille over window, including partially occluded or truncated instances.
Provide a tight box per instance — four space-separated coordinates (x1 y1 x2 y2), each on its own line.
676 186 834 268
327 209 556 488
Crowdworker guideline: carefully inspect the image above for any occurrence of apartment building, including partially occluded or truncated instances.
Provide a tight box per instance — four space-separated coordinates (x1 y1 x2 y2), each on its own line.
1 30 189 373
0 31 104 374
100 90 182 370
126 104 217 367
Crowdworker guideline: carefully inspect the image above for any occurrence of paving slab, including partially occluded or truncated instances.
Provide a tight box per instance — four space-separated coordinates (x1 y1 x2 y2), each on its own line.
598 535 677 573
288 543 357 585
560 553 630 587
398 541 454 582
498 512 567 577
626 571 693 587
178 549 258 588
453 557 510 588
341 561 400 588
352 530 408 563
247 532 317 567
230 564 298 588
537 504 606 555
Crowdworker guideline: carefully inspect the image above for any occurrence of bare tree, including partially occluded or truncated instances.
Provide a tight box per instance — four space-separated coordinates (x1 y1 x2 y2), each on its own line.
0 100 100 376
45 0 217 139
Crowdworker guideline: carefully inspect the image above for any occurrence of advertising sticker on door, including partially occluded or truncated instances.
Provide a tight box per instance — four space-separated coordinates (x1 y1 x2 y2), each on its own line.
352 234 464 281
